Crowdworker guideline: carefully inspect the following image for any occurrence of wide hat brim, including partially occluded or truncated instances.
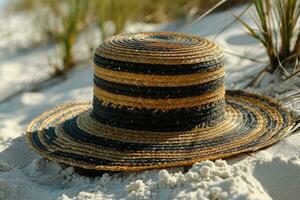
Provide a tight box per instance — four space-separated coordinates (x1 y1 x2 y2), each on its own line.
26 90 294 171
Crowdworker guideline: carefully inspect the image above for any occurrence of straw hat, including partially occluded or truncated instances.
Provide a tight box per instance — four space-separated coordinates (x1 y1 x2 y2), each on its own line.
26 32 295 171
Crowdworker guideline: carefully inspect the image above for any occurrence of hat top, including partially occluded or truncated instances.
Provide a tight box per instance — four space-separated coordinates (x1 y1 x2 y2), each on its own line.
95 32 223 65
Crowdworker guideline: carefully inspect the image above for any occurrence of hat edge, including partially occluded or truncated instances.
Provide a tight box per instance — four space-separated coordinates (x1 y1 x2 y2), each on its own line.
25 90 296 171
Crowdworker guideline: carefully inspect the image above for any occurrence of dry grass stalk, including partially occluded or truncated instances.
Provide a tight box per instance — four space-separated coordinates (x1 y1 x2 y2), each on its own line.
91 0 141 40
8 0 248 77
236 0 300 78
48 0 88 76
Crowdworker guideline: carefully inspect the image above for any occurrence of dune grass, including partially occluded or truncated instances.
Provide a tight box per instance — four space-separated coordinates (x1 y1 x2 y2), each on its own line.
16 0 89 76
8 0 246 77
90 0 141 40
8 0 225 76
55 0 88 75
237 0 300 77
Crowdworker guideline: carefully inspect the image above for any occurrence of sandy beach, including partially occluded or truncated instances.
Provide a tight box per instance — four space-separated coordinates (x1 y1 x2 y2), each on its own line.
0 4 300 200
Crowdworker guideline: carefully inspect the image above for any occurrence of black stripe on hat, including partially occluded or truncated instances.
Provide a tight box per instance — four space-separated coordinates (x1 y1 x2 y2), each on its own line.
52 102 257 151
94 54 224 75
93 76 224 99
91 97 226 132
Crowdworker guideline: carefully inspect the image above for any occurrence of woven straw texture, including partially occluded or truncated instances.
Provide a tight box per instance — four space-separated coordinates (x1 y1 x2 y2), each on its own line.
26 32 295 171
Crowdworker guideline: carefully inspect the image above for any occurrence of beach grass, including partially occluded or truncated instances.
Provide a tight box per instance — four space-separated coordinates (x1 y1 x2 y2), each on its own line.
38 0 89 76
7 0 223 75
7 0 247 76
236 0 300 77
90 0 142 40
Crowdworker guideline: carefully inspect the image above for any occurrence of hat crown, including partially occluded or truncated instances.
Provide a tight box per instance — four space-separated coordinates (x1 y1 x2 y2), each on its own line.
92 32 225 132
95 32 223 65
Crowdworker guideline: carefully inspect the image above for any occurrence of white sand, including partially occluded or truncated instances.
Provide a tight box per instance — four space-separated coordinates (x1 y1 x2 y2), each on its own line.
0 5 300 200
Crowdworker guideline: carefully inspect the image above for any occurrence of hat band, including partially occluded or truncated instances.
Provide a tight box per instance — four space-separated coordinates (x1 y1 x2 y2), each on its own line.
94 54 224 75
90 97 225 132
93 85 224 110
93 76 224 99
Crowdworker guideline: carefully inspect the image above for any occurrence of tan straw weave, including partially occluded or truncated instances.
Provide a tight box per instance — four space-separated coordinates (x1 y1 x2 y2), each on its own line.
26 32 296 171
